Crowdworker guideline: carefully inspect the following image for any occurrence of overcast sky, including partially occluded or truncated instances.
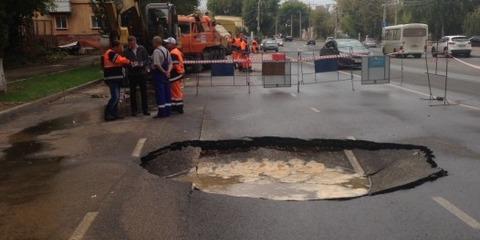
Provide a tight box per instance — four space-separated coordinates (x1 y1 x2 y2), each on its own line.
199 0 336 10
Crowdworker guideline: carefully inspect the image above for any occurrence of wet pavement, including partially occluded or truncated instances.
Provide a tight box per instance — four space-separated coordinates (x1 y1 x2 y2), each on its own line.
0 41 479 239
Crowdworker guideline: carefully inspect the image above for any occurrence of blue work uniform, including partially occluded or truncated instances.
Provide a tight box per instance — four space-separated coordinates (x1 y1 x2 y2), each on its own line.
152 47 172 117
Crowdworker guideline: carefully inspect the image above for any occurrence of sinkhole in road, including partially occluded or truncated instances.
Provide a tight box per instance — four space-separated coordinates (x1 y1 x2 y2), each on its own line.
141 137 447 201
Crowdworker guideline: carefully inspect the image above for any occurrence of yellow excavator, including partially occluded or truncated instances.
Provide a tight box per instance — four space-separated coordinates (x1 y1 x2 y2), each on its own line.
101 0 178 49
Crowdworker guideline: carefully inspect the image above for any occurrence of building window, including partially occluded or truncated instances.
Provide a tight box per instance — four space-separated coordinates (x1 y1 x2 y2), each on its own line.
91 16 102 29
55 15 68 30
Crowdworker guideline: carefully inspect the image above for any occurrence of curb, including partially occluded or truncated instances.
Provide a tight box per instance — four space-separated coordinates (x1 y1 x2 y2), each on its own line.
0 78 103 124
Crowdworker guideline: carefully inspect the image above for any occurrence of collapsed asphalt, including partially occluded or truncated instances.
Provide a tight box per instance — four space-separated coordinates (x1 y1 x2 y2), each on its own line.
1 41 480 239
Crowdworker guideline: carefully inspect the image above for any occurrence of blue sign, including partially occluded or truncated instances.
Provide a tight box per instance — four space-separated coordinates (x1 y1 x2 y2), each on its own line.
314 59 338 73
211 63 235 76
368 56 386 68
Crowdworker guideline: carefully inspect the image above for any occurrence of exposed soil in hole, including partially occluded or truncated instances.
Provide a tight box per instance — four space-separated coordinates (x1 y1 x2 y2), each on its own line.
141 137 447 201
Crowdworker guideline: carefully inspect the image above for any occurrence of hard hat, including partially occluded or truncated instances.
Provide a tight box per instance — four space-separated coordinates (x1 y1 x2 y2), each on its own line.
164 37 177 45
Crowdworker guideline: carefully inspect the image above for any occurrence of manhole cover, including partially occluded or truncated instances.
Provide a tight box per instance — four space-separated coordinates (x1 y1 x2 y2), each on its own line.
141 137 446 201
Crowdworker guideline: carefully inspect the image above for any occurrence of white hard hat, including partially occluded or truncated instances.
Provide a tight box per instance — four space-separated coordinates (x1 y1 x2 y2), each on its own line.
164 37 177 45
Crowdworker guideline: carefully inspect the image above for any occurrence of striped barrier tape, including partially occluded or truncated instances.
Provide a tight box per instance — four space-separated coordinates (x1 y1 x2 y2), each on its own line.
183 53 355 65
450 55 480 70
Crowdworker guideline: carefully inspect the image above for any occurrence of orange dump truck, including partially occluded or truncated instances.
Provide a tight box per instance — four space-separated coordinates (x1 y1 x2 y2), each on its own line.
178 14 228 72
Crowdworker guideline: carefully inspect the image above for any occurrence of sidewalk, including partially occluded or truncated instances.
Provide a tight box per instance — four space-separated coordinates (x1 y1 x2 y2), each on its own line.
5 55 99 82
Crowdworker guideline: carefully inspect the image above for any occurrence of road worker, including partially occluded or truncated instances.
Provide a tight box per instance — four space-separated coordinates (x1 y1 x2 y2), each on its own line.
239 37 252 71
102 40 130 121
151 36 173 118
203 11 212 27
164 37 185 114
251 38 259 54
232 33 243 68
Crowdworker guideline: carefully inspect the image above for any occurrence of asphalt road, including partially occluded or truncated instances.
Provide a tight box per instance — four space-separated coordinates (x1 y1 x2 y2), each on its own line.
1 41 480 239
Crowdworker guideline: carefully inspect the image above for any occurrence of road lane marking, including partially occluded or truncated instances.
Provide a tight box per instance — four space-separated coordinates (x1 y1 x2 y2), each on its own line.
339 71 361 78
290 93 297 97
388 83 431 97
68 212 98 240
458 103 480 111
432 196 480 230
132 138 147 158
344 136 366 176
310 107 320 113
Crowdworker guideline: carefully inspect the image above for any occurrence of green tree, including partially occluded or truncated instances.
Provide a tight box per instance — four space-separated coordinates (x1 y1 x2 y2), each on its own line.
337 0 382 39
169 0 198 15
310 6 334 39
464 7 480 36
401 0 479 39
278 0 309 38
242 0 280 36
0 0 53 93
207 0 242 16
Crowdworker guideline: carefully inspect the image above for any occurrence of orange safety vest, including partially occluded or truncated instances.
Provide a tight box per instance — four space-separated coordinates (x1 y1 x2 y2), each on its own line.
240 40 247 51
233 38 242 47
170 48 185 82
103 49 130 81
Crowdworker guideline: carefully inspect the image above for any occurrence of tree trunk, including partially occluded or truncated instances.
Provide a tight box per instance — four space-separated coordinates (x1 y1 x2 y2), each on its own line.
0 58 6 93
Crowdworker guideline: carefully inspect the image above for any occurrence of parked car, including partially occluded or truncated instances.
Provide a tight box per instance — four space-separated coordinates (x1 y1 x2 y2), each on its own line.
284 36 294 42
306 40 316 45
363 38 377 48
275 38 284 47
320 38 370 68
432 35 472 57
261 39 279 52
470 36 480 47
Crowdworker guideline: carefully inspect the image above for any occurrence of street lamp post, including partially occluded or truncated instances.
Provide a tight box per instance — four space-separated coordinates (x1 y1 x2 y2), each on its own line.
257 0 262 34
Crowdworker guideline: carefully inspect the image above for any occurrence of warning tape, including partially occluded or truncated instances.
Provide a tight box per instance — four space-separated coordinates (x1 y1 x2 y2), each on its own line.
450 55 480 70
183 53 355 65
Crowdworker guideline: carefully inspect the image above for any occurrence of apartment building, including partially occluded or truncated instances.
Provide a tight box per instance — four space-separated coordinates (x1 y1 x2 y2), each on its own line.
33 0 102 45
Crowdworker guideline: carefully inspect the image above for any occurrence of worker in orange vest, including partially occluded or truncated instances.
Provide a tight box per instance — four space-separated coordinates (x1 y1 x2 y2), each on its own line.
251 38 259 54
231 33 243 68
102 40 130 121
164 37 185 114
239 37 252 71
203 11 212 27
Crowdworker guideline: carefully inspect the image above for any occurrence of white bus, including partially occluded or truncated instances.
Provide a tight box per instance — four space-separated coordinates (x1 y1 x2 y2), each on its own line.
382 23 428 58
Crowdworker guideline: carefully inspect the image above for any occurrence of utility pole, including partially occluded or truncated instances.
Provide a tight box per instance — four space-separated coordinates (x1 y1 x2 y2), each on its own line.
275 16 278 36
335 6 338 38
299 11 302 39
394 0 398 25
382 2 387 28
290 14 293 37
257 0 262 35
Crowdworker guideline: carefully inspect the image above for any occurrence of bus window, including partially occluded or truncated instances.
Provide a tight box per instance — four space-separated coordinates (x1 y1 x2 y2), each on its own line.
403 28 427 37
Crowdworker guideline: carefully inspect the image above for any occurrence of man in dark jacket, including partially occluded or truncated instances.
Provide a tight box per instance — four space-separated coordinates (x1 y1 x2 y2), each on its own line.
125 36 150 116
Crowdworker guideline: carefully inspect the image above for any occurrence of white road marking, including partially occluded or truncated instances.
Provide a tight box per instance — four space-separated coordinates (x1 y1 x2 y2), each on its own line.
432 196 480 230
388 83 431 97
343 136 366 176
310 107 320 113
458 103 480 111
132 138 147 158
68 212 98 240
290 93 297 97
339 71 361 78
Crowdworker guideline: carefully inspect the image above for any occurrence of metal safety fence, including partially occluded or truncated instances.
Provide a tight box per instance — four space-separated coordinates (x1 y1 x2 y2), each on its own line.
183 50 388 95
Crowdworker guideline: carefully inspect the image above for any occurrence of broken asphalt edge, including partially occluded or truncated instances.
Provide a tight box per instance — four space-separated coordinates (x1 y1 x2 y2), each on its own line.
0 78 103 124
141 136 448 199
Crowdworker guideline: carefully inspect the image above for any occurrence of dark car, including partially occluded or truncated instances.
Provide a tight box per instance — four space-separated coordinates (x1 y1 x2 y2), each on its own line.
284 36 294 42
306 40 316 46
470 36 480 47
261 39 279 52
320 38 371 68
